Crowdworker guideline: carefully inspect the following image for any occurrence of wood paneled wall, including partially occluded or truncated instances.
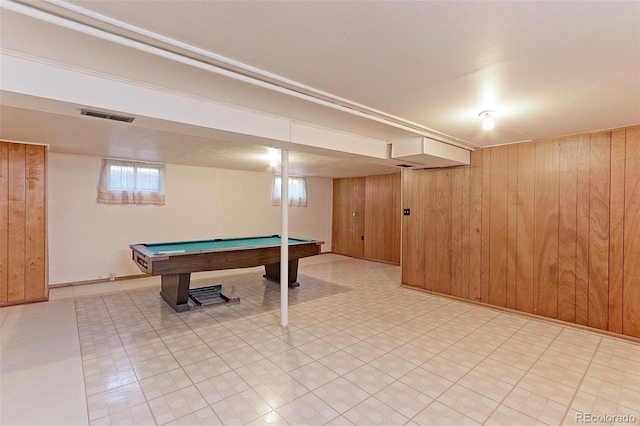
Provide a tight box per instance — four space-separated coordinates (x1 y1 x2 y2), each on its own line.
333 173 400 264
0 141 48 306
401 126 640 338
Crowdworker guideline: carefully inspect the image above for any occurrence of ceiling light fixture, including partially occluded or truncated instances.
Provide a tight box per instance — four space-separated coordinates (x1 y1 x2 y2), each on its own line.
479 110 495 131
268 147 280 167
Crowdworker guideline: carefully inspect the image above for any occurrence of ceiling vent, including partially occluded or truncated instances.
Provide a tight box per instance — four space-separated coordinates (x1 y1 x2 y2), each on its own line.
391 137 470 168
81 109 135 123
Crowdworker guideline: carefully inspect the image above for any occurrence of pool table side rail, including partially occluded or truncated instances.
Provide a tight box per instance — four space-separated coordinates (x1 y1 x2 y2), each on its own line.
130 238 323 276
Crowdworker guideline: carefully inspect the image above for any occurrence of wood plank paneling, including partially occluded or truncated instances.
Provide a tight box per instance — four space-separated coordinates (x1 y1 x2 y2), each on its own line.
623 127 640 337
25 145 47 300
450 168 464 298
424 172 437 292
398 126 640 338
481 149 491 303
436 169 452 295
414 172 427 289
489 146 509 307
516 143 535 313
461 166 471 300
0 143 8 303
558 137 578 323
534 139 560 319
609 130 626 333
588 133 611 330
7 143 26 303
468 150 483 301
402 171 421 286
507 145 518 310
575 135 591 325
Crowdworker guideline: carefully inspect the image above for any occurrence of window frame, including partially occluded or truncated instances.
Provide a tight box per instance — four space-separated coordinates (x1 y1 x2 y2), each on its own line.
97 158 166 205
272 176 307 207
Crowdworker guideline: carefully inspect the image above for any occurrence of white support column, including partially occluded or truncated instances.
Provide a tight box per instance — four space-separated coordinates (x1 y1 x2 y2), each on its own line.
280 149 289 328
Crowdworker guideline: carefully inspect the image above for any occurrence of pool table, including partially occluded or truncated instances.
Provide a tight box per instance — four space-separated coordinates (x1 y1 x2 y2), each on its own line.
130 235 323 312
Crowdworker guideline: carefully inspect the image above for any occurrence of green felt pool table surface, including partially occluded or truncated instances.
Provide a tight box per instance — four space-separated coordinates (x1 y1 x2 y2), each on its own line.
144 235 314 255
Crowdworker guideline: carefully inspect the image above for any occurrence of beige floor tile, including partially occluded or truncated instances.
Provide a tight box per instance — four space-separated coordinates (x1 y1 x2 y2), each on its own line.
90 401 155 426
399 365 455 399
458 369 514 402
234 358 288 385
87 382 147 422
341 340 387 363
502 386 568 425
263 347 315 372
244 410 289 426
4 256 640 426
313 376 369 413
211 388 272 425
421 354 473 382
373 380 433 418
276 392 340 425
296 338 340 360
369 352 418 379
474 356 528 385
343 396 409 425
289 360 340 391
343 363 396 395
316 349 366 376
252 373 310 409
218 344 266 369
139 368 193 400
170 343 220 367
84 363 138 396
412 400 480 425
181 355 232 383
147 384 208 425
165 406 223 426
485 405 545 426
194 370 250 405
131 353 182 380
436 383 500 423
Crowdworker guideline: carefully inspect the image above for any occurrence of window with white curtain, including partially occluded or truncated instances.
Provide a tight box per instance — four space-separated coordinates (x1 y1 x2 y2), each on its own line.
97 159 165 205
272 176 307 207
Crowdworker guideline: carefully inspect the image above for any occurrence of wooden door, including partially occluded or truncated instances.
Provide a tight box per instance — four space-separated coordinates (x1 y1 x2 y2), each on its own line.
332 177 364 258
364 173 400 264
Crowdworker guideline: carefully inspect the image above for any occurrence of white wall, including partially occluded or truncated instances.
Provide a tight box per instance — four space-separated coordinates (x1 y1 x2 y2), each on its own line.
48 153 332 284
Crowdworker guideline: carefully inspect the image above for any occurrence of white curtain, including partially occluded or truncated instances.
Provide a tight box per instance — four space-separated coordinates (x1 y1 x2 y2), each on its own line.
272 176 307 207
98 159 165 205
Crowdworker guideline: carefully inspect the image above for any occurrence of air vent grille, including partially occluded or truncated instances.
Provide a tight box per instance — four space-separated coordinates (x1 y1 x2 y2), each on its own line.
81 109 135 123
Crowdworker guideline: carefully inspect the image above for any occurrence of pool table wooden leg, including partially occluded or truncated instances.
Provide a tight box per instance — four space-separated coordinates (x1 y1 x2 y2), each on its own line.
264 260 300 287
160 273 191 312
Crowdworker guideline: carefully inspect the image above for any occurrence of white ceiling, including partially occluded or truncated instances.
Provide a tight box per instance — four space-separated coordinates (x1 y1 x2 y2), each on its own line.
1 0 639 177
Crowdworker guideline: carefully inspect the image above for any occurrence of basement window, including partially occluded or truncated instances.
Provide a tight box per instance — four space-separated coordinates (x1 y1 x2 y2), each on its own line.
98 159 165 205
272 176 307 207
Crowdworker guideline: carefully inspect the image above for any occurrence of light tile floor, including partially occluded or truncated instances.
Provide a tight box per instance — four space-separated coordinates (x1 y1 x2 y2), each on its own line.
1 254 639 425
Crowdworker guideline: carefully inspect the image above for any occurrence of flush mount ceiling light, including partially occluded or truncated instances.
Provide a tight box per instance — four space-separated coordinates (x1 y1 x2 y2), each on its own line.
479 110 496 131
268 147 280 167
